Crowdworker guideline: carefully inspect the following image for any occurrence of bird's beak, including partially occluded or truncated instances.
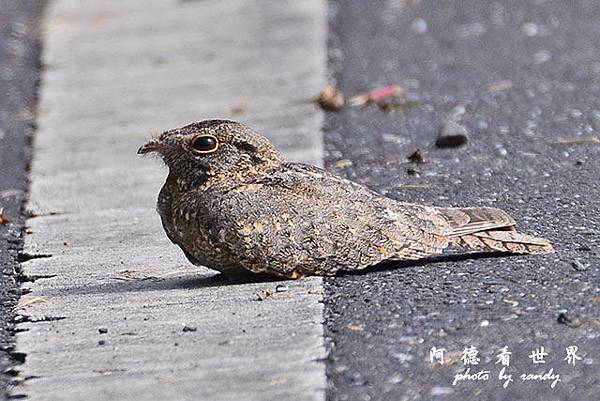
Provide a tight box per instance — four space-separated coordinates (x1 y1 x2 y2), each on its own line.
137 139 162 155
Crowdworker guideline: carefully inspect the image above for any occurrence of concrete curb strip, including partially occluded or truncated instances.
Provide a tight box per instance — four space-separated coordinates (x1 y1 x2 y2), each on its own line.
13 0 328 399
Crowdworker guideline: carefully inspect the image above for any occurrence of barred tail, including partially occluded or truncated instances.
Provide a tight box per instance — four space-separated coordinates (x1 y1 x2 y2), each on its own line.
437 207 554 255
451 230 554 254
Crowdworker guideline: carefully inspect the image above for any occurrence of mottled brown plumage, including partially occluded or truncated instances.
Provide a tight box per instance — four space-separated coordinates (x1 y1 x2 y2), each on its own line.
139 120 554 279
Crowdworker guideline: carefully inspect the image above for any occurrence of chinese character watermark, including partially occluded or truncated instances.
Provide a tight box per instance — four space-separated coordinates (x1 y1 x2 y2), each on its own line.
437 343 581 390
564 346 582 366
429 347 446 365
462 346 480 366
495 346 511 367
528 346 548 364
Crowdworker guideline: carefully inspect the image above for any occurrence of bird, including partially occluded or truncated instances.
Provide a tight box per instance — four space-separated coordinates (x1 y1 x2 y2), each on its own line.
138 120 554 279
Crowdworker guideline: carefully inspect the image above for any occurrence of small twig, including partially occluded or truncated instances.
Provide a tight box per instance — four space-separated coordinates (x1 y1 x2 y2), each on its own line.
548 137 599 145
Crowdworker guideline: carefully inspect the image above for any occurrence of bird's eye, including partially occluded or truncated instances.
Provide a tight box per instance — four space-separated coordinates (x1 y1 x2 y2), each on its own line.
190 135 219 154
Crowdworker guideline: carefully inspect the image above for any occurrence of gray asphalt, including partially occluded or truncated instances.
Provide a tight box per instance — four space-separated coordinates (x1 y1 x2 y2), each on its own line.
323 1 599 400
0 0 45 397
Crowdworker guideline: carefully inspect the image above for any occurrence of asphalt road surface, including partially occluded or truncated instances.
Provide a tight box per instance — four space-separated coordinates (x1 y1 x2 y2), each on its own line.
323 0 599 400
0 0 45 396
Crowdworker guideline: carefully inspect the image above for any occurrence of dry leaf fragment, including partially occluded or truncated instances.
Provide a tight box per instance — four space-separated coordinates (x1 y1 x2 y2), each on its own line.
15 297 47 309
407 149 425 163
0 209 9 225
311 85 344 111
350 85 405 107
488 80 514 92
256 289 273 301
332 159 353 169
502 299 519 307
347 323 364 332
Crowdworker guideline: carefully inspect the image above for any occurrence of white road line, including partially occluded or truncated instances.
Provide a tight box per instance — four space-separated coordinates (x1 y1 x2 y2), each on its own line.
14 1 327 400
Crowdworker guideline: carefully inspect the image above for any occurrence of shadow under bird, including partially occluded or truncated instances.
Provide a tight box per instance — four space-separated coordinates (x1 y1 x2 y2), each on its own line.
138 120 554 279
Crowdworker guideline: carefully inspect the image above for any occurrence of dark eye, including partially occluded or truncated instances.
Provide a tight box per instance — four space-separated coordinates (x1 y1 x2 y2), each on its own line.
191 135 219 154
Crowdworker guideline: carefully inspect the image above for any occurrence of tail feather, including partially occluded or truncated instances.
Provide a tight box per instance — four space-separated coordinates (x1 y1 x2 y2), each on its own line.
438 207 554 255
452 230 554 254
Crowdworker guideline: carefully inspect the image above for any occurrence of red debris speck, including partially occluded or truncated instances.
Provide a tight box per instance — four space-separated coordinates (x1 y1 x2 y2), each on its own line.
350 85 405 107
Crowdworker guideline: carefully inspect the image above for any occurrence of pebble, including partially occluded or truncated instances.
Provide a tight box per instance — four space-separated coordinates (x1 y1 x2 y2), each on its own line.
98 327 108 334
590 110 600 130
411 18 428 33
182 325 197 332
436 120 468 148
522 22 539 36
533 50 551 64
275 284 289 293
557 312 582 328
406 167 420 176
476 120 488 130
449 103 466 119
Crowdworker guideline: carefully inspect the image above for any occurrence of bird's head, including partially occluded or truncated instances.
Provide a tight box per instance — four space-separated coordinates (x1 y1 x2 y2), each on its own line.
138 120 281 188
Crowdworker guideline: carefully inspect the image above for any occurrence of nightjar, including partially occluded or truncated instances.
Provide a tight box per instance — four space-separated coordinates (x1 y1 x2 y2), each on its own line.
139 120 553 279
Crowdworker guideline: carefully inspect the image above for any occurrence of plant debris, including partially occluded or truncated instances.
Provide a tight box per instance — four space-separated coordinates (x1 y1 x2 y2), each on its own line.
0 209 9 225
488 80 514 92
349 85 405 107
346 323 364 332
15 297 47 309
407 149 425 163
332 159 353 169
256 289 273 301
549 136 599 145
398 183 432 190
26 210 66 218
311 85 344 111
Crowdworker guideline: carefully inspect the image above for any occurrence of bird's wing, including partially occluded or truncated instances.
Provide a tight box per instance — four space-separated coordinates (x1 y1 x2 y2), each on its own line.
200 163 452 276
436 207 516 237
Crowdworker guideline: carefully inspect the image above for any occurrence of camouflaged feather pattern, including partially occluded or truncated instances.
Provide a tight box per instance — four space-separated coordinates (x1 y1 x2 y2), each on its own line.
140 120 554 279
